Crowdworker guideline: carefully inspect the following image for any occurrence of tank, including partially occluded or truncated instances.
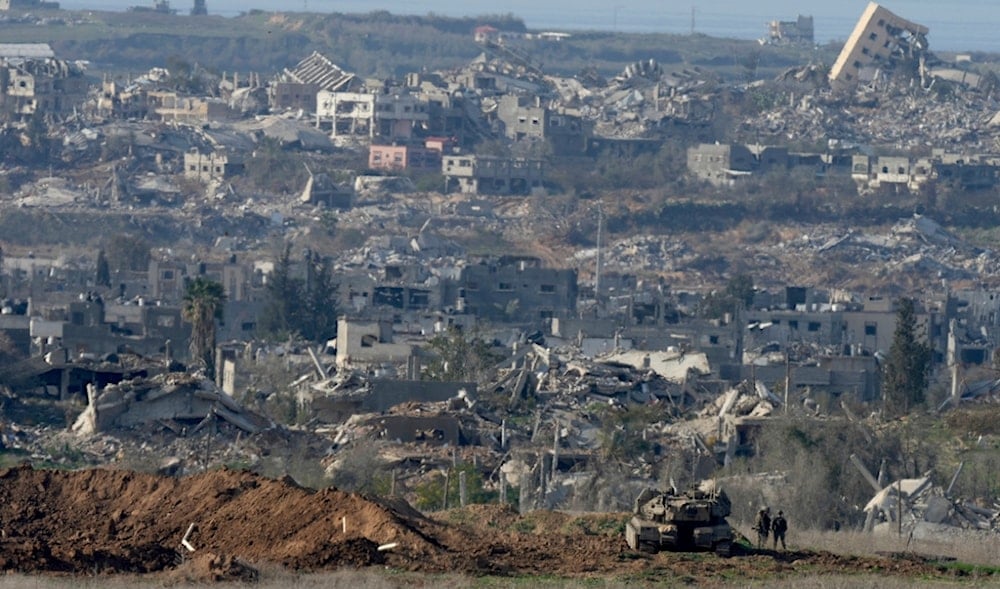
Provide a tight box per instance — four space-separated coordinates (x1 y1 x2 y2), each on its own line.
624 484 734 556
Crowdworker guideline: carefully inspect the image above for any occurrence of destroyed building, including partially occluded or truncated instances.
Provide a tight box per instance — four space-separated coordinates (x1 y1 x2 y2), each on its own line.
368 143 442 173
448 256 577 322
829 2 929 91
183 149 245 183
443 154 544 195
494 94 592 155
687 143 809 187
318 90 430 141
147 91 231 123
851 152 999 194
318 90 374 137
0 48 87 120
300 168 352 208
766 15 814 46
272 51 359 113
335 317 417 371
32 295 190 361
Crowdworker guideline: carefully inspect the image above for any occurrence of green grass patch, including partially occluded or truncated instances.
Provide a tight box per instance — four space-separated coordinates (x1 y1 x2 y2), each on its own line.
513 516 538 534
939 561 1000 577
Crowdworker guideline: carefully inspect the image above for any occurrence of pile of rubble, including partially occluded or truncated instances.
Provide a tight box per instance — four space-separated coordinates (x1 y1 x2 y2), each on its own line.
764 215 998 290
740 51 1000 150
864 474 1000 541
71 372 270 437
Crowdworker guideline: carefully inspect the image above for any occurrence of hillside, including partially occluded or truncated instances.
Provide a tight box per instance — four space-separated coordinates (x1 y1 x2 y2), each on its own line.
0 9 833 78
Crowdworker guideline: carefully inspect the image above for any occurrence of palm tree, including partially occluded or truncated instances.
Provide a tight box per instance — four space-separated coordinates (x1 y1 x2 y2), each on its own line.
182 277 226 379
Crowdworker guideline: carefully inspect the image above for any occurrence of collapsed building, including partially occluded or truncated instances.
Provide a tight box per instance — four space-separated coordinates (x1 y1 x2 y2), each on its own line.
271 51 359 113
766 15 814 46
829 2 929 91
852 456 1000 541
0 44 87 120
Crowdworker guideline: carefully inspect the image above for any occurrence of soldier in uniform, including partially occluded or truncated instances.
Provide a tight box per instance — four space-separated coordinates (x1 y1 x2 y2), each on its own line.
772 510 788 550
753 507 771 548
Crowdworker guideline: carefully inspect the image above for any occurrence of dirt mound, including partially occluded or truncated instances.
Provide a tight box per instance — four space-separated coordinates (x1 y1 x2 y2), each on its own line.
0 465 453 575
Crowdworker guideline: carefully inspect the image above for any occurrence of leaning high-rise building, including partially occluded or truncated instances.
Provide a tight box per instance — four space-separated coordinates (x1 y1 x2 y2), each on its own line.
829 2 928 91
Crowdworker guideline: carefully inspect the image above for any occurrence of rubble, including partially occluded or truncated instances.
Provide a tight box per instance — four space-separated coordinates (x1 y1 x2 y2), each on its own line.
864 474 1000 540
71 372 272 436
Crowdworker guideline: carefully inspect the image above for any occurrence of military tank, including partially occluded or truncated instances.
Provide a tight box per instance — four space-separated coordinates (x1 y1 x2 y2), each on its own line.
624 484 734 556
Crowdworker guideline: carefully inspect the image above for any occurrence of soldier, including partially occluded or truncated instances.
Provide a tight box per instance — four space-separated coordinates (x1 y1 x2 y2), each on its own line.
753 507 771 548
772 510 788 550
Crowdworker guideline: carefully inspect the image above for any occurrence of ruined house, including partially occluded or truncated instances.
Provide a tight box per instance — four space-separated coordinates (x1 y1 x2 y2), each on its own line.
373 92 430 140
272 51 358 113
335 317 415 370
0 50 87 120
300 169 352 208
449 256 577 322
318 91 374 137
368 143 442 173
183 149 245 183
686 143 754 186
318 90 431 140
829 2 929 91
55 297 190 361
851 153 997 194
147 91 230 123
767 15 814 46
97 76 152 119
495 94 591 155
686 144 785 186
443 154 544 195
409 80 470 143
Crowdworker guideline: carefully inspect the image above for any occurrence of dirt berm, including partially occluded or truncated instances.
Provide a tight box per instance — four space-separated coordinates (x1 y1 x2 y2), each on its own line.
0 466 981 583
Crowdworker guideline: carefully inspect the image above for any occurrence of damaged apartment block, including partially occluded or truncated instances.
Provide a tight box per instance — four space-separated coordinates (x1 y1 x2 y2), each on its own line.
829 2 929 91
0 44 88 120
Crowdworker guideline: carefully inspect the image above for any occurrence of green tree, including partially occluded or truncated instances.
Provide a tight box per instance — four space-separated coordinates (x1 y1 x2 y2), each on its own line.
182 277 226 379
881 297 933 417
258 244 303 339
259 246 340 343
423 326 503 384
301 256 339 343
697 273 754 320
725 273 755 308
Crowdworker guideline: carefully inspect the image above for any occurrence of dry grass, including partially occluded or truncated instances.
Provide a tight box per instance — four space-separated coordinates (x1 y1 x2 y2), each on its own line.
789 527 1000 567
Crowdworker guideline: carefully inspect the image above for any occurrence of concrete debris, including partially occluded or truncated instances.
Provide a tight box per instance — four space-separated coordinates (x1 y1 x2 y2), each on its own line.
701 381 776 420
72 372 271 436
864 474 1000 539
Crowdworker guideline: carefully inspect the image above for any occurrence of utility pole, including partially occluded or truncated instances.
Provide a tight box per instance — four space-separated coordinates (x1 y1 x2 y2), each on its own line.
595 204 602 304
784 351 790 415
